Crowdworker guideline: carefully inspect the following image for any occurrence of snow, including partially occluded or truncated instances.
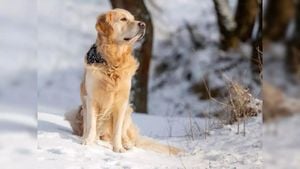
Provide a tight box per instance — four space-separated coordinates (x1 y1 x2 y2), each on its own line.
0 0 37 168
37 111 262 169
264 115 300 169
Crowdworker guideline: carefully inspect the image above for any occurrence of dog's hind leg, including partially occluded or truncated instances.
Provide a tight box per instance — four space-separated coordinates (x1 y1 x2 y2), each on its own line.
65 106 83 136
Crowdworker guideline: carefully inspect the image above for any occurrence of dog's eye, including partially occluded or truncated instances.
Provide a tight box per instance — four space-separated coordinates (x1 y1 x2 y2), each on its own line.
120 17 127 22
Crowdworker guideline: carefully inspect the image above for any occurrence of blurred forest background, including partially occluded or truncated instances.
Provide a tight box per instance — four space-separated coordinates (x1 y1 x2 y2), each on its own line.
36 0 300 121
36 0 265 119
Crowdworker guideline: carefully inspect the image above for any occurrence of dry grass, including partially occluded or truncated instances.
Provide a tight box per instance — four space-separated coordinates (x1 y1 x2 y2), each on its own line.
201 77 262 125
227 81 262 124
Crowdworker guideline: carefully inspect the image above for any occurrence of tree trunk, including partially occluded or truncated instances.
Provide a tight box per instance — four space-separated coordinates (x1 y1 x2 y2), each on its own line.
110 0 153 114
251 0 262 84
286 1 300 78
263 0 295 43
213 0 239 50
235 0 259 42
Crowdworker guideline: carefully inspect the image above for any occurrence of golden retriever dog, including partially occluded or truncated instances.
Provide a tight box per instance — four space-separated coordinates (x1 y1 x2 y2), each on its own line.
65 9 181 155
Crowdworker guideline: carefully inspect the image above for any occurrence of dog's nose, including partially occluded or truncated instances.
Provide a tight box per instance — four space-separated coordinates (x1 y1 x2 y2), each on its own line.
138 22 146 29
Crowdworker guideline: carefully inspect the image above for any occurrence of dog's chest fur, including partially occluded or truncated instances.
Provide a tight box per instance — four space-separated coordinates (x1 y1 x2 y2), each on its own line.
84 47 138 93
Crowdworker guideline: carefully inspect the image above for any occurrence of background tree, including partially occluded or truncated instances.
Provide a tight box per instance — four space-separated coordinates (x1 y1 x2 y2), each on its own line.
286 1 300 79
235 0 258 42
263 0 295 44
213 0 261 82
212 0 238 50
110 0 153 114
262 0 298 78
251 0 262 84
213 0 259 49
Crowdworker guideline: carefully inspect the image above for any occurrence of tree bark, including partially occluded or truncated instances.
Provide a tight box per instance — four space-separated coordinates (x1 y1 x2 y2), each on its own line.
263 0 295 43
251 0 262 84
235 0 258 42
213 0 239 50
110 0 153 113
286 1 300 78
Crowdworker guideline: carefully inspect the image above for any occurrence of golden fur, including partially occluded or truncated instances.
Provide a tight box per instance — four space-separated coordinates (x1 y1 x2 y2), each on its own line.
65 9 181 155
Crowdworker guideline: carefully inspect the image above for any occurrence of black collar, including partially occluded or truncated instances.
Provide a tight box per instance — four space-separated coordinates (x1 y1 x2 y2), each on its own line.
86 44 107 65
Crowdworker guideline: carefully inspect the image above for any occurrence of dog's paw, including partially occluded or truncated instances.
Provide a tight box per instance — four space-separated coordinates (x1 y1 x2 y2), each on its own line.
113 146 126 153
123 142 134 150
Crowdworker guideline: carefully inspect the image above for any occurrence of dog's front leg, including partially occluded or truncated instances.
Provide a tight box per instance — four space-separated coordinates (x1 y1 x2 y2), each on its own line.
82 97 97 145
112 103 128 153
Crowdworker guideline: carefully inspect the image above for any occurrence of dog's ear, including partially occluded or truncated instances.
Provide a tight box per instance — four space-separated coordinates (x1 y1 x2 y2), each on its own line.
95 13 113 36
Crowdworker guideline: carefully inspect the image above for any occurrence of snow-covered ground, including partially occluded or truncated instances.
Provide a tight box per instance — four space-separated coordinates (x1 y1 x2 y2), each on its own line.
264 115 300 169
38 111 262 169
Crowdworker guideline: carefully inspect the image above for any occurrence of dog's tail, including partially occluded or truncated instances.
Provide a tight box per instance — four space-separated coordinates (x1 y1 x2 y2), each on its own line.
135 136 184 155
64 106 83 136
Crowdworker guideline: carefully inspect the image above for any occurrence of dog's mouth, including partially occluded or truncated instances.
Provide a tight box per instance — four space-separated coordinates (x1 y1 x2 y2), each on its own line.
124 37 131 41
124 29 145 42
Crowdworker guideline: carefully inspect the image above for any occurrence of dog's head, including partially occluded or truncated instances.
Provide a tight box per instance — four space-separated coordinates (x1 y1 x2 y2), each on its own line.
96 8 146 44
